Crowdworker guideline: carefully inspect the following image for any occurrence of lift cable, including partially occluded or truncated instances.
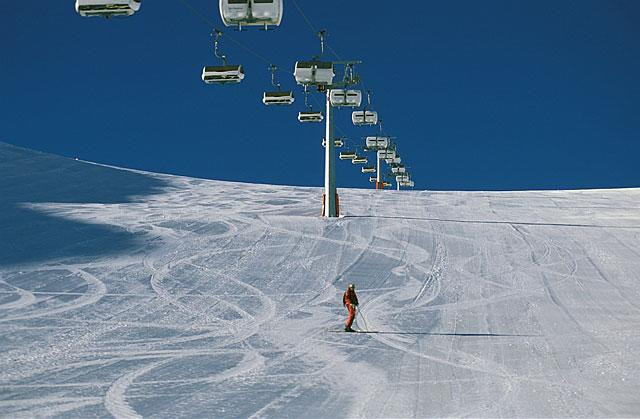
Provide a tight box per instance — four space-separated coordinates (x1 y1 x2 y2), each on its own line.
175 0 282 71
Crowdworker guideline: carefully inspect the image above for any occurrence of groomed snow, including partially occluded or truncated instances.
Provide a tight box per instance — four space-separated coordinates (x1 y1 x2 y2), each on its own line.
1 143 640 417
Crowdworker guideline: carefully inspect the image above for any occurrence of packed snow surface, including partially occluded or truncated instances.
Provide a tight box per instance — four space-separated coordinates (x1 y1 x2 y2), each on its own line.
1 143 640 418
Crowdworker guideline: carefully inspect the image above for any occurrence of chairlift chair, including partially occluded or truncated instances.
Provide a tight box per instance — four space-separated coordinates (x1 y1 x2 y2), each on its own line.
377 149 396 160
399 180 415 188
352 110 378 126
322 138 344 148
390 156 402 164
361 166 376 174
219 0 283 28
339 150 357 160
369 176 377 183
352 156 368 164
294 61 335 86
382 181 392 188
396 175 410 183
202 65 244 84
330 89 362 107
203 30 244 84
75 0 141 17
391 164 406 174
365 136 389 150
263 91 294 105
263 64 293 105
298 111 323 123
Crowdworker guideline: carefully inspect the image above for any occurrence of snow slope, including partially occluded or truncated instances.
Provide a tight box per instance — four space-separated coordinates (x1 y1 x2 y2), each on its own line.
1 143 640 417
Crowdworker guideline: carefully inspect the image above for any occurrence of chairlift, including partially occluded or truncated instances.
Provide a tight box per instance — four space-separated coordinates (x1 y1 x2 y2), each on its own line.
219 0 283 28
75 0 141 17
294 61 335 86
339 150 357 160
399 180 415 188
365 136 389 150
391 164 406 174
202 65 244 83
377 149 396 160
263 91 294 105
298 111 323 123
382 181 392 188
352 110 378 126
298 85 322 122
396 175 410 183
391 156 402 164
202 30 244 84
352 156 368 164
330 89 362 107
369 176 377 183
263 65 294 105
352 91 378 126
322 138 344 148
361 166 376 174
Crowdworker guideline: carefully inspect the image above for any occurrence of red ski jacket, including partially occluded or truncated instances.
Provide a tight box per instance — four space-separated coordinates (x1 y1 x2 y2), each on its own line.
343 289 359 307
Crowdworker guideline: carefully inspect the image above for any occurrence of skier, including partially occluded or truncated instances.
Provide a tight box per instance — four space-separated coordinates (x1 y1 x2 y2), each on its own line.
342 283 359 332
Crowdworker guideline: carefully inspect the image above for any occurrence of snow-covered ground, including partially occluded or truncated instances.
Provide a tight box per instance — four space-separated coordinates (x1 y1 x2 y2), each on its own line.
1 142 640 417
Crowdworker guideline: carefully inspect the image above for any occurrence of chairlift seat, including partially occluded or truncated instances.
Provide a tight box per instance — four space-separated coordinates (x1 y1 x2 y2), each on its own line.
298 111 323 123
361 166 376 173
339 151 357 160
263 91 294 105
219 0 283 27
202 65 245 84
294 61 335 86
352 156 368 164
352 110 378 126
330 89 362 107
75 0 141 17
365 136 389 150
369 176 377 183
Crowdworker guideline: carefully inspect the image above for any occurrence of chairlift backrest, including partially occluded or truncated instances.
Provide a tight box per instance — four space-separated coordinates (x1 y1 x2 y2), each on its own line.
361 166 376 174
75 0 141 17
263 91 294 105
365 136 389 149
330 89 362 107
294 61 335 86
352 156 368 164
298 111 323 123
202 65 245 84
352 110 378 126
219 0 283 27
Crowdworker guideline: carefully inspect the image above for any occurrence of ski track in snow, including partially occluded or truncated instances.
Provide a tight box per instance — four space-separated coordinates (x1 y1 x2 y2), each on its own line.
2 147 640 417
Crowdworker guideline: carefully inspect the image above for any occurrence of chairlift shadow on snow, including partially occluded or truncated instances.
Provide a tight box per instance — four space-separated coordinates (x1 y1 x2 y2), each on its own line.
330 330 539 337
0 142 170 267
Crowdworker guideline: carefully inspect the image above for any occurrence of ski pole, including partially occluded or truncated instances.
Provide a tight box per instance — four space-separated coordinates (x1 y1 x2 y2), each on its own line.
357 307 370 331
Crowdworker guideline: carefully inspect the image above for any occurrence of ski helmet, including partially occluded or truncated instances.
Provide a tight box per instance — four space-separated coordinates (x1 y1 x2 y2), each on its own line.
348 283 355 289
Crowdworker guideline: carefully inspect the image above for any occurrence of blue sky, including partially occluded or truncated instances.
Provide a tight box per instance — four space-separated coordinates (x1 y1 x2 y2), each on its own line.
1 0 639 190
